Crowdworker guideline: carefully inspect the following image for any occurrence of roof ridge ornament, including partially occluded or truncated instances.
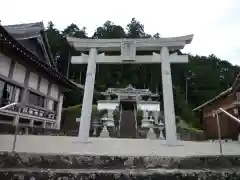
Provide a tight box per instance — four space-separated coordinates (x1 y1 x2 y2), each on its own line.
126 84 134 89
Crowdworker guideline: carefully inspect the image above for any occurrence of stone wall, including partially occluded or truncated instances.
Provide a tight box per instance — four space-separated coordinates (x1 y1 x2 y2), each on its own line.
178 128 205 141
1 152 240 169
0 152 240 179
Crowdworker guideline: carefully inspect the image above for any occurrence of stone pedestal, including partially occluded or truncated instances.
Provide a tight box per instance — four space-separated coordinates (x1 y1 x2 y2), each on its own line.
100 126 109 138
159 129 165 140
147 128 156 140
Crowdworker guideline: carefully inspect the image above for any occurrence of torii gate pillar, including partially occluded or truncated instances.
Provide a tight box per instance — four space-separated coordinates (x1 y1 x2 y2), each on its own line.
161 46 177 145
68 35 194 145
78 48 97 141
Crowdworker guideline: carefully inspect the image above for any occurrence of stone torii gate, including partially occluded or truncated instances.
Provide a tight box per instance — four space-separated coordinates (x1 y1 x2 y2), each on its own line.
67 35 194 145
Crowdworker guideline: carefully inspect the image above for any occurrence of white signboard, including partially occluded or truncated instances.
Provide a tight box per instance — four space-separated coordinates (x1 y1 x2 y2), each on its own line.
97 102 119 110
138 103 160 111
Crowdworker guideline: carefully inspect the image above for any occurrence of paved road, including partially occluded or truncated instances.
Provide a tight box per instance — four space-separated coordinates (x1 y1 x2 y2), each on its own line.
0 135 240 157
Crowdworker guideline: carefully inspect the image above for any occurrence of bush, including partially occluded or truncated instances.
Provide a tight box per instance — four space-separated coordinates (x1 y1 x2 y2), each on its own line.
177 119 203 133
174 86 200 128
61 104 99 132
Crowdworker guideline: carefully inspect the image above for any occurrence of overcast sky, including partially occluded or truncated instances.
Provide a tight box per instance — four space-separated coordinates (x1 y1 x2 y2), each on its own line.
1 0 240 65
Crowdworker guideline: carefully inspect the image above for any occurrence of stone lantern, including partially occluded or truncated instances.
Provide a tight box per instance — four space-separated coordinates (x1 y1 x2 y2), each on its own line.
147 115 156 140
157 120 165 140
141 111 152 128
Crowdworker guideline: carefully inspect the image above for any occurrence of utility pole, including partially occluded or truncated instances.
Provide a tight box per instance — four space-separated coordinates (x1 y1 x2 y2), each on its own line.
66 52 71 78
185 75 188 103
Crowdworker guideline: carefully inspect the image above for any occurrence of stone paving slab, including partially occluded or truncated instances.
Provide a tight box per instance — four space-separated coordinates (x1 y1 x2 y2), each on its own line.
1 135 240 157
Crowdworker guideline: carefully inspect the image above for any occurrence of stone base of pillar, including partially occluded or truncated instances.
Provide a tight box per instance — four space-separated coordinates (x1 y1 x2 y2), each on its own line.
147 128 156 140
177 133 181 140
100 126 109 138
159 130 165 140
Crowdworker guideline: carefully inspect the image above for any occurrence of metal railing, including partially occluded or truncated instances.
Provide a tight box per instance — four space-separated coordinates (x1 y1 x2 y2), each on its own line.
118 105 122 137
0 102 20 152
0 102 19 110
236 92 240 101
133 105 138 137
214 108 240 155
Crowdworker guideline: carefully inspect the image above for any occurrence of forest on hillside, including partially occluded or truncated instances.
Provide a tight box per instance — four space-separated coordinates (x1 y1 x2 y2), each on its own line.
45 18 240 127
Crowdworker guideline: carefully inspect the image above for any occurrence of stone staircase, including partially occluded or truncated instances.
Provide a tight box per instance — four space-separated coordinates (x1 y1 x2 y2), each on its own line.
120 110 137 138
1 152 240 179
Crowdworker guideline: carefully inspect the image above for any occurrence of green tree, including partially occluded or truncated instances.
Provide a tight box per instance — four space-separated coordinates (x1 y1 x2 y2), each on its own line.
126 18 150 38
93 21 126 39
62 23 87 38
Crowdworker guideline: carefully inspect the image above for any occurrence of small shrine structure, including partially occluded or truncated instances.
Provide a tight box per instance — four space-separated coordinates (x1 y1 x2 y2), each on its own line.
97 84 163 139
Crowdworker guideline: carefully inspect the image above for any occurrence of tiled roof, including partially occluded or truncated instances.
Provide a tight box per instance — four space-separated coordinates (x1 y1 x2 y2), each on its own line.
3 22 55 67
193 87 232 111
0 24 79 91
232 73 240 92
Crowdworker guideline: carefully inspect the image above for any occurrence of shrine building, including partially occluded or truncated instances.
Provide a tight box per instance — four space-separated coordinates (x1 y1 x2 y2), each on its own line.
193 74 240 140
0 22 79 132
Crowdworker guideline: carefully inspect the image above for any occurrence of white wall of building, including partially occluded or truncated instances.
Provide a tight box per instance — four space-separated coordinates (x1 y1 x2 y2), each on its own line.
28 72 39 90
50 84 59 100
0 52 64 129
48 99 54 110
0 53 11 77
39 78 49 95
0 54 60 101
12 63 26 84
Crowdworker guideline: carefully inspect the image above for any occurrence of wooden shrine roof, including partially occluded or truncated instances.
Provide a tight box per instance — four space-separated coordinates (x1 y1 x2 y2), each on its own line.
0 24 78 91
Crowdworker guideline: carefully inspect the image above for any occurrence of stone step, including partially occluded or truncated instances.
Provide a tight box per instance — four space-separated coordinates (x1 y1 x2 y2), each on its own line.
120 110 137 138
0 168 240 179
1 152 240 170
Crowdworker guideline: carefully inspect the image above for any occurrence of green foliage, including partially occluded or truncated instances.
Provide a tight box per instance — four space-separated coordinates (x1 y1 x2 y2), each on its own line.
93 21 126 39
177 120 202 132
136 110 143 127
61 104 98 131
174 86 200 127
62 23 87 38
188 127 203 133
